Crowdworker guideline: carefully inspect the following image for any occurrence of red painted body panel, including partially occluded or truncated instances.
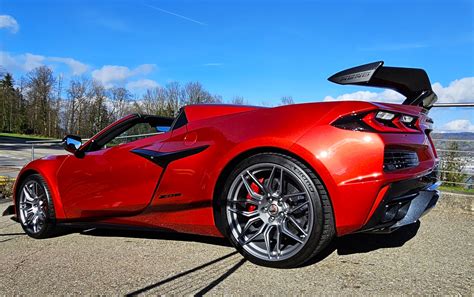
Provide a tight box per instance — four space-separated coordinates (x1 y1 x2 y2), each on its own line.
56 135 168 218
184 104 263 122
13 101 438 237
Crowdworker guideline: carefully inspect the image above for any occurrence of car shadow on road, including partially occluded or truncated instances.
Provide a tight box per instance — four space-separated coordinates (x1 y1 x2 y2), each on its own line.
125 251 246 296
78 229 245 295
79 228 232 247
79 221 420 264
0 232 24 237
336 221 421 255
304 221 421 266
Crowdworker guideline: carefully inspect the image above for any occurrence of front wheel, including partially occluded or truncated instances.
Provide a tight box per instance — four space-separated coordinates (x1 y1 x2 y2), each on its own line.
220 153 335 268
16 174 58 239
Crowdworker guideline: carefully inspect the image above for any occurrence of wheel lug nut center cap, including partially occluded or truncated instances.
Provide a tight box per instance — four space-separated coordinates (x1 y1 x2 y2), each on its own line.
268 204 279 216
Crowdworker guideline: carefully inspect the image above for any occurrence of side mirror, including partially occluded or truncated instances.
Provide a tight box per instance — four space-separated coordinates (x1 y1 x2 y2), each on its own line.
63 135 82 154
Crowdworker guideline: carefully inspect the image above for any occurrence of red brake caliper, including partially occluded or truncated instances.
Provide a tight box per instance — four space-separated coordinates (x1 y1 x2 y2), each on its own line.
247 178 265 212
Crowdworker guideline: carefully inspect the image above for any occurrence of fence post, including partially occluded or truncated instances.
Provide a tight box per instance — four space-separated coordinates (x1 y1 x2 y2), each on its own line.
31 144 35 161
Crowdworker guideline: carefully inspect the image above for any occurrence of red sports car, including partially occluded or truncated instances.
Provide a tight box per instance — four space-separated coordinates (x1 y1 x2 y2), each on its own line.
4 61 440 268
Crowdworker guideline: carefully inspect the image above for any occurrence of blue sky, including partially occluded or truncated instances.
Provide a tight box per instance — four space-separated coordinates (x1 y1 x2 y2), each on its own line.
1 0 473 131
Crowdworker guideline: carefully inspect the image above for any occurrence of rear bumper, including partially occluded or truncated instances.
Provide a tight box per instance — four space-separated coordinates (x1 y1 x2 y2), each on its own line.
359 169 440 233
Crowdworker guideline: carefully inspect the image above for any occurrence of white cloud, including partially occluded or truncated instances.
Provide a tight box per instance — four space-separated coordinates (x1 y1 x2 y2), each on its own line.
24 53 45 71
126 79 159 90
0 52 45 72
442 119 474 132
324 77 474 104
432 78 474 104
92 64 156 88
0 15 19 33
0 51 88 75
49 57 88 75
324 89 403 103
132 64 155 75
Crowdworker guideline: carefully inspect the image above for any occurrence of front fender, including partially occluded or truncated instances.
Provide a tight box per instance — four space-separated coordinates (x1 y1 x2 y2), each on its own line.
14 155 69 219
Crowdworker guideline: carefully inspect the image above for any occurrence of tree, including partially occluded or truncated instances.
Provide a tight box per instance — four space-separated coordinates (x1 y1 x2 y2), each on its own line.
184 82 215 105
140 87 168 115
231 96 246 105
212 94 223 104
25 66 57 136
109 87 132 120
280 96 294 105
88 81 111 135
440 142 467 187
0 73 26 134
164 82 184 117
1 69 268 138
65 77 90 135
0 73 18 132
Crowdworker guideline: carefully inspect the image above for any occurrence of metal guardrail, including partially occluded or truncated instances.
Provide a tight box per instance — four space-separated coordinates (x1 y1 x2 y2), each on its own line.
433 138 473 187
433 103 474 108
26 132 161 160
431 103 473 188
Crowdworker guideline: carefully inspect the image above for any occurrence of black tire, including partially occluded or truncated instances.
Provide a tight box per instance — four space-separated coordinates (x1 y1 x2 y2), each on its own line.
16 174 58 239
219 152 335 268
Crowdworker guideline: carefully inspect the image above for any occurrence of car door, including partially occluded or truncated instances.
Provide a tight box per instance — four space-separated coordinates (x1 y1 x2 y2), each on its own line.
57 123 170 219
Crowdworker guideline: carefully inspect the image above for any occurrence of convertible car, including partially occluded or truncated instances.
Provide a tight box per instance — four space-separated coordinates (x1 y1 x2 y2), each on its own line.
4 61 440 268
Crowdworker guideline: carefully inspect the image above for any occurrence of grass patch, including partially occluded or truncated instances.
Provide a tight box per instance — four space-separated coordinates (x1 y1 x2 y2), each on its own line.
439 185 474 195
0 132 53 140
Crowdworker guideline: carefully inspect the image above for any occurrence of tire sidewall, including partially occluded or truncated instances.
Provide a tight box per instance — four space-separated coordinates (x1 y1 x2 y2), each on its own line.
219 153 324 268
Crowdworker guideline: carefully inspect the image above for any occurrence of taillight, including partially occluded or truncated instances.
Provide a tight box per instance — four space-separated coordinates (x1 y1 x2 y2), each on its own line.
332 110 421 133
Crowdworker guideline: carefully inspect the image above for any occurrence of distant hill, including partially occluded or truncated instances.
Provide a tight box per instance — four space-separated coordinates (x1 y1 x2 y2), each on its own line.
431 132 473 152
431 132 474 140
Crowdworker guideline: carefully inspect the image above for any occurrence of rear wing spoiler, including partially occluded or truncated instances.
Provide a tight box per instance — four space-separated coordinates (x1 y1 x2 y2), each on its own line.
328 61 437 109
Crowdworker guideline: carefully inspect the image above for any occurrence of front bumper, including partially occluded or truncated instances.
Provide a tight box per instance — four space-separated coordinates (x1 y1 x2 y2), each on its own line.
359 170 440 233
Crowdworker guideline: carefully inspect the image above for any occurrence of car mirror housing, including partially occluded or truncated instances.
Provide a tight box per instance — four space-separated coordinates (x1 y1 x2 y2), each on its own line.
63 135 82 155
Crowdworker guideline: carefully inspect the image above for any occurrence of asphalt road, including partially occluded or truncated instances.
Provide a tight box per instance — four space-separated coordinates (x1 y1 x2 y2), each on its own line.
0 201 471 295
0 137 63 178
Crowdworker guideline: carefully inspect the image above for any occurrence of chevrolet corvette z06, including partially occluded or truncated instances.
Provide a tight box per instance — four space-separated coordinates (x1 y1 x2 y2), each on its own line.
4 61 440 268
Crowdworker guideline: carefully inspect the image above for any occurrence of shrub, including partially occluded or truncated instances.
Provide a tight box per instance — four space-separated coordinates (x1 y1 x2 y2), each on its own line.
0 176 15 199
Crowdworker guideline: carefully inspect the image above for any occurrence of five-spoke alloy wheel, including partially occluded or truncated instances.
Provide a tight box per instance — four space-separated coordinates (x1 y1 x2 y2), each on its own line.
220 153 335 268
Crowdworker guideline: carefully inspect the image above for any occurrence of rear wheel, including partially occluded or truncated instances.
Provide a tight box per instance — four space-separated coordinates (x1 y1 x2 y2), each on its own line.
220 153 335 268
17 174 58 239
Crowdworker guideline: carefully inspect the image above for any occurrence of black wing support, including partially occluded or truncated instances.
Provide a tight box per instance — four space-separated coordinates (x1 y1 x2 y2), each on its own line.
328 61 438 109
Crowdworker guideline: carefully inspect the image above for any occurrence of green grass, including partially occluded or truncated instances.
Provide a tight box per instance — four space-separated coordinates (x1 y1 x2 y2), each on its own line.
439 185 474 195
0 132 54 140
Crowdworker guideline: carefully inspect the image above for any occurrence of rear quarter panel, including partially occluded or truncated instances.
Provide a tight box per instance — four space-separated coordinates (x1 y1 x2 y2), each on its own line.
293 103 438 235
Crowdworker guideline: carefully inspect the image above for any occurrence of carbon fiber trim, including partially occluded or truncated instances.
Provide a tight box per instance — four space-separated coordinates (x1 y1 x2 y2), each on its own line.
131 145 209 167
